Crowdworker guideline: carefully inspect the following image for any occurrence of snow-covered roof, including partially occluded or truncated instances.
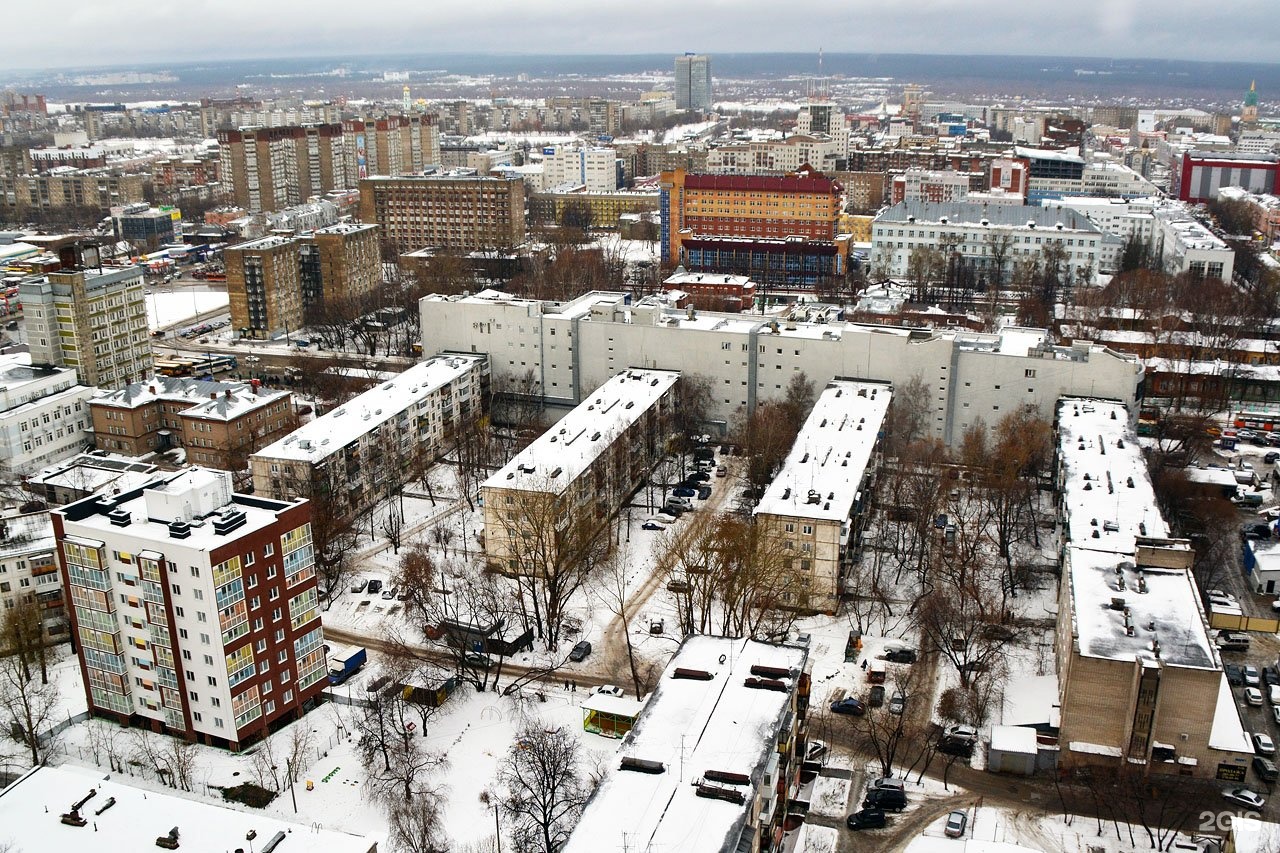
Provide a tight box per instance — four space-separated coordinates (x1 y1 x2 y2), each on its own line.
1210 673 1254 753
581 692 646 718
0 511 54 559
1230 817 1280 853
999 674 1060 729
563 636 808 853
254 355 483 463
485 368 679 495
93 375 289 422
1185 466 1239 488
754 380 891 523
0 765 376 853
1056 398 1168 551
989 725 1039 755
28 453 158 498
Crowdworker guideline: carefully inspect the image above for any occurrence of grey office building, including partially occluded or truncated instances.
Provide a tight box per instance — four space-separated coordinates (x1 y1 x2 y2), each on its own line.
674 53 712 112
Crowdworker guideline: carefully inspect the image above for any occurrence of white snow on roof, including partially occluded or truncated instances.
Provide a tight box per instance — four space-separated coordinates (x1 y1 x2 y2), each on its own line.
1230 817 1280 853
1211 673 1254 753
1068 741 1123 757
999 674 1060 728
754 380 891 523
989 725 1039 754
254 355 483 463
1057 398 1168 551
581 692 646 718
0 764 376 853
1185 466 1239 488
563 636 807 853
485 369 679 495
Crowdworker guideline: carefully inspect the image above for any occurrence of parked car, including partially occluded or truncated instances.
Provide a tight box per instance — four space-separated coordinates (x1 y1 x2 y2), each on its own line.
1266 452 1280 464
1208 589 1239 605
945 810 969 838
595 685 624 698
846 808 887 830
938 738 975 758
804 739 828 762
888 693 907 715
366 579 383 594
862 788 907 812
1223 787 1266 810
1245 665 1262 687
1264 667 1280 687
830 697 866 716
1238 429 1260 443
943 725 980 746
462 652 490 668
715 465 727 477
569 641 592 662
1255 732 1276 756
672 487 697 498
1255 756 1280 782
867 777 905 793
1242 522 1273 540
350 578 368 593
868 685 886 707
697 485 712 500
1226 664 1245 685
688 471 711 482
381 587 397 600
1273 705 1280 726
641 522 666 531
884 646 917 664
666 496 693 510
1247 687 1265 707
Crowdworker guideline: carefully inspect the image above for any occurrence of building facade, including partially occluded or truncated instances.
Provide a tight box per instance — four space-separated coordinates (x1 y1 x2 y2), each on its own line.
674 54 712 112
20 263 153 388
91 376 296 472
225 236 303 340
420 289 1143 447
54 467 323 750
358 174 526 258
755 380 890 612
541 145 621 193
251 354 487 519
0 509 64 644
217 124 347 213
0 353 93 474
1176 151 1280 203
481 369 680 570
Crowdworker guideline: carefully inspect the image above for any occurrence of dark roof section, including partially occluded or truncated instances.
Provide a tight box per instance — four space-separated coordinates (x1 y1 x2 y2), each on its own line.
682 172 840 195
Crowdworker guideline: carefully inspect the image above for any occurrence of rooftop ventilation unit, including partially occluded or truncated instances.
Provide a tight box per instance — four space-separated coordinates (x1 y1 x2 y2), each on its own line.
155 827 181 850
696 783 746 805
108 508 132 528
703 770 751 786
750 664 792 680
213 509 247 535
672 667 714 681
168 520 191 540
744 677 788 692
619 757 665 774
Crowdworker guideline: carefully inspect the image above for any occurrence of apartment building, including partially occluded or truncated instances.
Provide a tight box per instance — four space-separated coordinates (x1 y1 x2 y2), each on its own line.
113 204 177 252
251 355 487 518
343 114 441 180
890 168 974 204
225 236 302 340
26 453 159 507
54 467 323 750
217 124 347 213
420 289 1143 447
0 353 93 474
0 169 147 214
0 509 65 643
528 189 659 230
481 369 679 570
358 174 526 258
91 376 296 471
20 263 153 388
659 167 843 267
541 145 621 193
674 53 713 112
704 135 843 176
298 223 381 307
870 201 1102 286
662 270 756 312
755 381 891 612
1053 398 1251 779
563 635 810 853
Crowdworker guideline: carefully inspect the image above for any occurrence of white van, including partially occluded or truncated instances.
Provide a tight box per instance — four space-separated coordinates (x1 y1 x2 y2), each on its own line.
1268 684 1280 706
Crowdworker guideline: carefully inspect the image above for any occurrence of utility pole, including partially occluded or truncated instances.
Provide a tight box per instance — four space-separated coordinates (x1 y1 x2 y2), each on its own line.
494 804 502 853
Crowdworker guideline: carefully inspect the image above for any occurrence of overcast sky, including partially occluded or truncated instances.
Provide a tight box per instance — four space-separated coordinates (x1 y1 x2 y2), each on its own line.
4 0 1278 71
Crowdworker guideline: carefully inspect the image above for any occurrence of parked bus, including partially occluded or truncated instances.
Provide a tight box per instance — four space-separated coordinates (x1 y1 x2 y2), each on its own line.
156 358 195 377
189 354 238 376
1234 410 1280 432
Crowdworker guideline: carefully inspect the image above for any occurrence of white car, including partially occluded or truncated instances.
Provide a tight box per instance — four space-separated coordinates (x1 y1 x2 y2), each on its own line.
1223 787 1266 810
1272 705 1280 726
1254 732 1276 756
1246 687 1264 707
1244 665 1261 687
595 685 624 698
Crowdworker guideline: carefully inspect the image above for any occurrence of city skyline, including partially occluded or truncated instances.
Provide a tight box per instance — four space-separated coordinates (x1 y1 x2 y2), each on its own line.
3 0 1279 72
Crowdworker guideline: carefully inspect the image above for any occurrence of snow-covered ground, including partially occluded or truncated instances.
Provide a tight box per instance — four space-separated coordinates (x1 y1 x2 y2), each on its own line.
145 290 229 329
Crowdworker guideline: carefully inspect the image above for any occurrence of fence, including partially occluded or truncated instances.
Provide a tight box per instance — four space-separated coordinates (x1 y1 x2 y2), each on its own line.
1209 611 1280 633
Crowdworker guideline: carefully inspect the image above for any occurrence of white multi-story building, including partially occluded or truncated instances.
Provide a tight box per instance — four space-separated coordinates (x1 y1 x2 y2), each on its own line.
705 134 843 175
755 380 891 611
871 200 1102 285
541 145 620 193
482 368 678 569
0 508 64 642
251 354 487 517
54 467 324 751
892 168 972 204
1043 196 1235 280
0 352 94 473
420 289 1143 447
1081 158 1162 198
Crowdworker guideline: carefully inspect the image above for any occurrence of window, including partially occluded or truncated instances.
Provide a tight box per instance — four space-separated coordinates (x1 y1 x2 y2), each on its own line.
275 628 285 643
280 668 291 684
272 607 282 623
181 649 192 661
264 543 275 557
211 697 221 707
278 649 288 663
200 632 210 645
258 660 270 674
190 566 200 578
1024 369 1036 379
170 583 180 595
256 639 267 653
214 717 224 729
189 690 199 701
250 596 261 610
262 681 273 695
197 611 207 623
802 525 813 535
178 628 189 640
185 670 195 681
253 618 264 632
193 711 203 722
193 588 203 601
207 675 217 686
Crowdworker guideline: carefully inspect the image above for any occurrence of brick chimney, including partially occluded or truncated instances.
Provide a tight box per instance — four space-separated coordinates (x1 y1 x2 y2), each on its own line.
209 392 217 400
225 390 232 399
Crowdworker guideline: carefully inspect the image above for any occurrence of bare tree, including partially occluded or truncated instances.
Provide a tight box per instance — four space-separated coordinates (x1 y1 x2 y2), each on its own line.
493 721 590 853
0 613 61 765
1 595 48 684
594 550 645 699
357 670 450 804
386 791 451 853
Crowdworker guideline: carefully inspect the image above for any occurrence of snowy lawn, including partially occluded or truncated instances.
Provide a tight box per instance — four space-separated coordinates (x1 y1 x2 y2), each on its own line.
145 290 228 329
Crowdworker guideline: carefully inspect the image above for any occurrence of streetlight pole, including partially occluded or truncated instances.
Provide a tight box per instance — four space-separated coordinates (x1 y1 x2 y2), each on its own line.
286 757 297 813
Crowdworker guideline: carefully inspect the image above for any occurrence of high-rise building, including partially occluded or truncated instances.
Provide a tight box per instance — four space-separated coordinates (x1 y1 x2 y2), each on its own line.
674 53 712 112
342 115 440 180
225 224 382 340
19 262 152 388
54 467 323 750
541 145 621 193
217 124 348 213
225 236 303 340
358 174 526 258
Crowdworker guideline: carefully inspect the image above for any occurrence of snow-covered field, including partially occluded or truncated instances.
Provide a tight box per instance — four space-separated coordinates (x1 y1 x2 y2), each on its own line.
145 290 229 329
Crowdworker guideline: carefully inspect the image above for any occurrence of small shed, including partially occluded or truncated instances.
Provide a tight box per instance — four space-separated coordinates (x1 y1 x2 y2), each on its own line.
581 693 645 739
988 725 1038 776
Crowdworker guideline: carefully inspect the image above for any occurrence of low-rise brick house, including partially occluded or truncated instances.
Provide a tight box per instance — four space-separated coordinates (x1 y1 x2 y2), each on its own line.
91 377 296 475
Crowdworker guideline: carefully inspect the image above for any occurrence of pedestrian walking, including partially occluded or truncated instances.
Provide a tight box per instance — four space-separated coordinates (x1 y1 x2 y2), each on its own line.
861 658 868 671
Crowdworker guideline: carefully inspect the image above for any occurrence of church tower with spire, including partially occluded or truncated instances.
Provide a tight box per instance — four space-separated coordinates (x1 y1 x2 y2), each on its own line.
1243 81 1259 126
